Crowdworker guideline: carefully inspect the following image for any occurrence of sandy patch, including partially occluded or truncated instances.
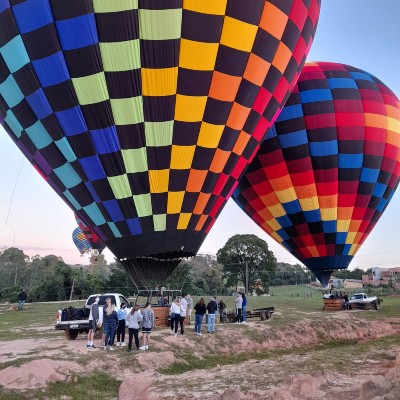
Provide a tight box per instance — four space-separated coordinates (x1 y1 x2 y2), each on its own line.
1 313 400 398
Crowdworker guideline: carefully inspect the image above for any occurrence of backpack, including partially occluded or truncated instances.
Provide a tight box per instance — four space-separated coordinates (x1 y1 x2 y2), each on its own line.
61 309 70 321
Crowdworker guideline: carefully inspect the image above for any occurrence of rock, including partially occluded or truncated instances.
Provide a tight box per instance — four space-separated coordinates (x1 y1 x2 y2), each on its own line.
119 373 156 400
358 379 391 400
0 359 83 389
137 351 176 369
218 388 246 400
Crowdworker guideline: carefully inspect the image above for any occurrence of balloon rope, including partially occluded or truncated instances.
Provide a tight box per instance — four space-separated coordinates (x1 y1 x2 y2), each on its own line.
5 158 24 247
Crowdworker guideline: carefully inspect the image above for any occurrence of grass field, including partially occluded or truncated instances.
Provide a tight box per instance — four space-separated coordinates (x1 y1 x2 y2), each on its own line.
1 285 400 399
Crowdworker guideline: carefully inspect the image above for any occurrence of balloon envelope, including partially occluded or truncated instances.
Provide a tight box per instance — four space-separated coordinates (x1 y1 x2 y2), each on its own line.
74 213 106 254
234 62 400 286
72 226 91 256
0 1 320 283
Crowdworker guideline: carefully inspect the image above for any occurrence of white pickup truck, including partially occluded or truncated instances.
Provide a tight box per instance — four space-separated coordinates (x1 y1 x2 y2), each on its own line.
55 293 132 340
348 293 381 310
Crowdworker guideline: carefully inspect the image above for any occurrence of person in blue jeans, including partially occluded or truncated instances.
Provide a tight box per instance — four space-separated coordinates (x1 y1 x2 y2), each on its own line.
101 297 111 346
242 292 247 324
104 303 118 350
194 298 206 335
206 297 218 334
17 290 27 310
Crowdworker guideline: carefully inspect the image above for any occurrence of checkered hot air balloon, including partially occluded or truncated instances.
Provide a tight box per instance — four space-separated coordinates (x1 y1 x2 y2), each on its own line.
233 62 400 286
72 226 91 256
0 0 320 285
74 213 105 254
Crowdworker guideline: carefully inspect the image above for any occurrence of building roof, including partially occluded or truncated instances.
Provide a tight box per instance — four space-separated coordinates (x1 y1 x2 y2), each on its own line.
344 279 363 283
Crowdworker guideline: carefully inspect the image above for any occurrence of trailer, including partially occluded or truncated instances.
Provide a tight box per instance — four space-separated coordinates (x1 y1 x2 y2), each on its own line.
225 307 274 323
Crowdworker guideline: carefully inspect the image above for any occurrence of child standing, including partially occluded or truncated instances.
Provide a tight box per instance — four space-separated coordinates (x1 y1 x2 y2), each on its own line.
140 302 154 350
116 303 127 347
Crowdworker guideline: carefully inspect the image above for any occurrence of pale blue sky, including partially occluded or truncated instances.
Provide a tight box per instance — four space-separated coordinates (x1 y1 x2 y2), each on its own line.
1 1 400 269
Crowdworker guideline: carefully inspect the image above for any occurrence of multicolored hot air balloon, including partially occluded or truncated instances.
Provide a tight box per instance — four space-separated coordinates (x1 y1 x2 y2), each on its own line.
75 213 106 254
0 1 320 284
72 226 91 256
233 62 400 286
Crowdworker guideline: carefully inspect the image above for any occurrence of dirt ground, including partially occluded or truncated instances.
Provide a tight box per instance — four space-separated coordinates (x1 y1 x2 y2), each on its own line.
1 311 400 399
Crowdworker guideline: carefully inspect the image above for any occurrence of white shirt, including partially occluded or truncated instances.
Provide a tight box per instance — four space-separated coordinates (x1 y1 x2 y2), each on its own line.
235 296 243 309
180 297 187 317
170 302 181 314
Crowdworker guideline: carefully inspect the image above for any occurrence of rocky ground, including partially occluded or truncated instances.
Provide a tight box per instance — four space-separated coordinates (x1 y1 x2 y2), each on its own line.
1 309 400 399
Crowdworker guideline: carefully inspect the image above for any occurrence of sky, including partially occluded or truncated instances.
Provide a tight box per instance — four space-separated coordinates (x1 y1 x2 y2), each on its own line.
1 1 400 270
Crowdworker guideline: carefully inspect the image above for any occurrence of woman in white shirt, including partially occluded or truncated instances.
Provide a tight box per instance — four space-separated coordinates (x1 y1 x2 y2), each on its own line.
170 297 181 337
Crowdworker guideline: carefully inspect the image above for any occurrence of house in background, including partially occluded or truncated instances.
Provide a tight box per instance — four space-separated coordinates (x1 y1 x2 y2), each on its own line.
362 267 400 286
343 279 363 289
327 277 344 289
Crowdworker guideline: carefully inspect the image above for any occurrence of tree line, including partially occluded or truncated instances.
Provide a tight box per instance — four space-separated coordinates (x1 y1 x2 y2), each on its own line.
0 234 319 302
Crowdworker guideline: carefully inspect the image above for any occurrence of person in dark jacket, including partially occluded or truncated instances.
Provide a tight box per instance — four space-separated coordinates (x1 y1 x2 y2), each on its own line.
194 298 206 335
206 297 218 334
17 290 27 310
104 302 118 350
218 299 226 323
87 296 99 350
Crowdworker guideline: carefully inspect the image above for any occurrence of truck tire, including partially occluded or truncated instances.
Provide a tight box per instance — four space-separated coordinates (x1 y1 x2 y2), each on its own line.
265 310 272 320
374 301 380 310
65 329 78 340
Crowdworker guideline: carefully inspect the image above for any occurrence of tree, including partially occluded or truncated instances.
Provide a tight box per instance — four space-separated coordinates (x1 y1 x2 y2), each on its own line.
165 262 194 294
331 268 369 280
106 262 137 296
217 234 277 292
0 247 29 287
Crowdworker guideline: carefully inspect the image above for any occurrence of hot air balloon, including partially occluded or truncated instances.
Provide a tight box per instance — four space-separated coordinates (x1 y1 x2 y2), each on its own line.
75 213 106 254
233 62 400 286
72 226 91 256
0 1 320 285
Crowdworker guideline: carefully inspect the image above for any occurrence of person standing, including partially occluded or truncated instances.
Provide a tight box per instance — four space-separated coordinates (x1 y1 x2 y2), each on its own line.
241 292 247 324
180 294 188 335
186 294 193 324
170 297 181 337
218 299 226 323
194 298 206 335
104 302 118 350
206 296 218 334
140 302 154 350
116 302 127 347
101 297 111 346
87 296 100 350
235 292 243 324
125 305 143 352
17 290 27 311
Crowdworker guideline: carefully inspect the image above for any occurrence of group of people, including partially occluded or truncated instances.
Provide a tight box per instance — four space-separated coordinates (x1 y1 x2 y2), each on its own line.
86 296 155 352
323 291 350 309
192 296 218 335
86 292 247 351
234 291 247 324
